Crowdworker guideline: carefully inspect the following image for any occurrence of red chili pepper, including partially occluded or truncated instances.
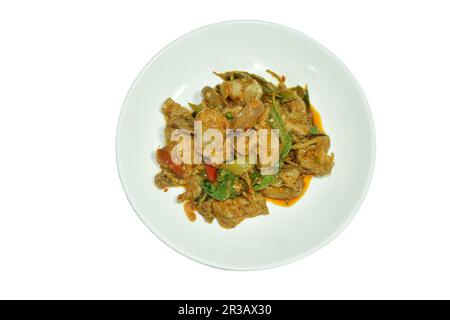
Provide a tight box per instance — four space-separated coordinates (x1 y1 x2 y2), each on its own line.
156 148 186 177
205 164 218 182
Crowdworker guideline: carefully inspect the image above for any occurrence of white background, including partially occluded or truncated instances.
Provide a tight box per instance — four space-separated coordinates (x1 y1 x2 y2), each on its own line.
1 0 449 299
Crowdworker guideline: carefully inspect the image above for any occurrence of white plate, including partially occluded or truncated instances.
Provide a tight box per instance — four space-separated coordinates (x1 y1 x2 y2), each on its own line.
116 21 375 270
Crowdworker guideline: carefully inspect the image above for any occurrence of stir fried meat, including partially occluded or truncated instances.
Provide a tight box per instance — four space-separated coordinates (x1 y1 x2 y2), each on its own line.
154 70 334 228
162 98 194 141
295 135 334 176
198 193 269 229
261 166 304 199
195 108 228 133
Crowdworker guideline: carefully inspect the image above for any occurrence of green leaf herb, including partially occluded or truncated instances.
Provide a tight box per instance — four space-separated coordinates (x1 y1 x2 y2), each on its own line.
188 102 205 113
201 169 235 201
253 174 276 191
309 125 319 135
268 101 292 159
225 112 233 120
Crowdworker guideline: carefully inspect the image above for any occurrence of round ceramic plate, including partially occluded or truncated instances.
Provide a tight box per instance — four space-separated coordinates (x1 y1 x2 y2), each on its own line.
116 21 375 270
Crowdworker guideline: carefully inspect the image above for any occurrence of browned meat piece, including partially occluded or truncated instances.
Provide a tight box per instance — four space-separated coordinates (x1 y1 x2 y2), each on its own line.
281 99 313 136
286 99 312 123
162 98 194 141
201 86 226 109
262 166 304 199
177 177 203 202
155 169 185 189
232 98 265 129
262 186 302 199
195 107 229 133
296 135 334 176
197 193 268 228
285 120 312 136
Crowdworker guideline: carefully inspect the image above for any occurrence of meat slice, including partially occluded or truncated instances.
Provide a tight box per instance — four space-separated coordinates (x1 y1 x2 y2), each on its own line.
162 98 194 142
296 135 334 176
197 193 268 228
